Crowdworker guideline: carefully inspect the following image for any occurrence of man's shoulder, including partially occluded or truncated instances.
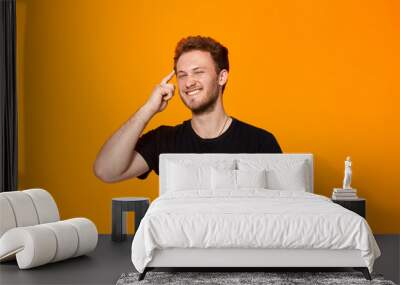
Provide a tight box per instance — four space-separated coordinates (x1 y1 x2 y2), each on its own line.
149 120 188 135
234 117 275 137
234 117 282 153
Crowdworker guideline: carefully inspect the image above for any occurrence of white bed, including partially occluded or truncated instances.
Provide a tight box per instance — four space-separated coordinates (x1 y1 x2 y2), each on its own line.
131 153 381 281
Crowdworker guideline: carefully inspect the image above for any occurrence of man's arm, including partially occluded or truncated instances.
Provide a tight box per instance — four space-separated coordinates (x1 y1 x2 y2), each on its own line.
93 71 176 183
93 105 154 183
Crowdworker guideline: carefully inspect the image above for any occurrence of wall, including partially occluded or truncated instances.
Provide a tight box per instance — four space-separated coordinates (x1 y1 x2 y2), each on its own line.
16 0 400 234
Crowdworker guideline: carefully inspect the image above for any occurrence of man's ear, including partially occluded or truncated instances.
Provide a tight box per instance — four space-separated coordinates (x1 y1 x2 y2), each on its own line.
218 69 228 87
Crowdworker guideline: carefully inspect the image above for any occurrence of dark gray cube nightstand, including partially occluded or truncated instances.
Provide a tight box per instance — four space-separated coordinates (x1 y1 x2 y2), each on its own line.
112 197 150 242
332 198 366 218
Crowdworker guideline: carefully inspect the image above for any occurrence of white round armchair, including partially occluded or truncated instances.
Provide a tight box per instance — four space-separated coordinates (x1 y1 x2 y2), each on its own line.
0 188 98 269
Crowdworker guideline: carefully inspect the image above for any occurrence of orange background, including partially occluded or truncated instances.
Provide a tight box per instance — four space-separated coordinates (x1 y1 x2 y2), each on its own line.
16 0 399 234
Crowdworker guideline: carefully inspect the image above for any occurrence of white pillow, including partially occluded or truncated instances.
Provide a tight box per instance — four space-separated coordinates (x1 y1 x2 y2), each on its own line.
166 159 236 192
237 159 308 191
211 168 268 190
211 168 236 190
237 169 267 188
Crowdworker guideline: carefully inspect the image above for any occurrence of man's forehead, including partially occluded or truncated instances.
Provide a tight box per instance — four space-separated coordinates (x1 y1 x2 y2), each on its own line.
176 50 213 72
176 66 205 73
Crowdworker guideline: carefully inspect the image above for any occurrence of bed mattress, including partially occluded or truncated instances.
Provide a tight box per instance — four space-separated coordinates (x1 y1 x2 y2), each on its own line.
131 189 381 273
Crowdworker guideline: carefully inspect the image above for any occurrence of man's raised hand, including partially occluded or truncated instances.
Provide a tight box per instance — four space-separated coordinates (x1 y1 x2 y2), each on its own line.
144 70 176 114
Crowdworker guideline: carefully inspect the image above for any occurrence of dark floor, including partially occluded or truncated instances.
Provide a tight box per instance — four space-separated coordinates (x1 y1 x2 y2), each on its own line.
0 234 398 285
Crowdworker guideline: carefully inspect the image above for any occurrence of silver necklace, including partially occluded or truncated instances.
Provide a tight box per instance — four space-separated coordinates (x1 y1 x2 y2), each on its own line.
217 115 230 137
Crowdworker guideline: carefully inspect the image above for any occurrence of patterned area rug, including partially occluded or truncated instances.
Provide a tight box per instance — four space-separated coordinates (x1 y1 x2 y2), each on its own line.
116 271 396 285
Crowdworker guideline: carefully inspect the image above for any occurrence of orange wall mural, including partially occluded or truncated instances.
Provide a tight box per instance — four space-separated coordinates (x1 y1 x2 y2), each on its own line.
16 0 400 234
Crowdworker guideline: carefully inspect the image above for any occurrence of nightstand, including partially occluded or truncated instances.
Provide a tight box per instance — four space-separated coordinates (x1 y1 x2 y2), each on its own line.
332 198 366 218
111 197 150 242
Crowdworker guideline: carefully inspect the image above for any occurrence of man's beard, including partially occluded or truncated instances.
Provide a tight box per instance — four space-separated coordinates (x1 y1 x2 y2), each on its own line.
182 87 220 115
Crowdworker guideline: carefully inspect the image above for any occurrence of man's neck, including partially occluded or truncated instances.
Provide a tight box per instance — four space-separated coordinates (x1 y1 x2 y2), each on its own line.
190 110 231 139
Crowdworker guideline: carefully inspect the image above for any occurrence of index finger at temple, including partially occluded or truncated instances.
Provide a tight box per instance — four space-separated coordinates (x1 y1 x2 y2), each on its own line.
160 70 175 84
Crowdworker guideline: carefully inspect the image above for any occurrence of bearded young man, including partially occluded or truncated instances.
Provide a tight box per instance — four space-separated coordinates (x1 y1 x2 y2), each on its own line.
94 36 282 183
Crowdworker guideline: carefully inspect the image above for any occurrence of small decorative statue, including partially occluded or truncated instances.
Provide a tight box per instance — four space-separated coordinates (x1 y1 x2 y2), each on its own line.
342 156 352 189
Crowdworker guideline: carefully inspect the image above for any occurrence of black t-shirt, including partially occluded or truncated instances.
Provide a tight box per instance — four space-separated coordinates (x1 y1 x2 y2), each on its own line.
134 116 282 179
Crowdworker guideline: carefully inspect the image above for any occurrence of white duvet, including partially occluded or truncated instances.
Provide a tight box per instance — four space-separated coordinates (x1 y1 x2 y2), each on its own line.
131 189 381 273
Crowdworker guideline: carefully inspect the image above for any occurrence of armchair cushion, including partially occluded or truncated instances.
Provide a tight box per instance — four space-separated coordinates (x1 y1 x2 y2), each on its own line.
0 218 97 269
0 189 97 269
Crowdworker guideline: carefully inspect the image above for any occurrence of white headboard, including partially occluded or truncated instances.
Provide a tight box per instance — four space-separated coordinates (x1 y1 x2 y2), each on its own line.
159 153 314 195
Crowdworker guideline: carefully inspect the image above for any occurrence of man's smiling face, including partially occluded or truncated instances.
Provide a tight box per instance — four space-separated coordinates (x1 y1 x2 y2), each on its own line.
176 50 223 114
